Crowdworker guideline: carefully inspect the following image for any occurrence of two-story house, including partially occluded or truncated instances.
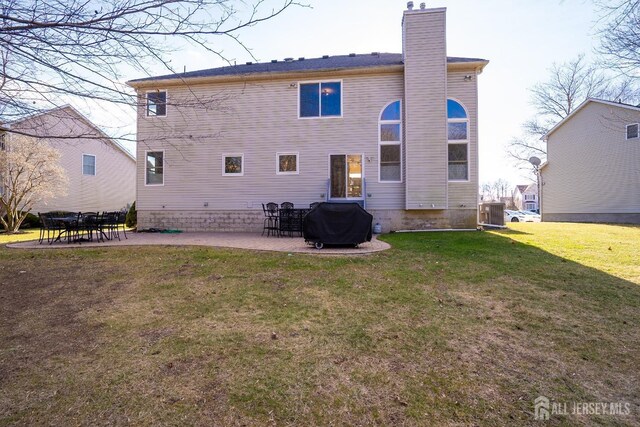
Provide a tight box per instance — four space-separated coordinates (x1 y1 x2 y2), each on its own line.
541 98 640 223
7 106 136 213
514 183 538 212
127 4 488 232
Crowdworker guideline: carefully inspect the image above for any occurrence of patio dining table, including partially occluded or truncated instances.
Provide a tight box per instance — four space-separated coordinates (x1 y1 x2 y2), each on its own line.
46 213 110 244
278 208 310 237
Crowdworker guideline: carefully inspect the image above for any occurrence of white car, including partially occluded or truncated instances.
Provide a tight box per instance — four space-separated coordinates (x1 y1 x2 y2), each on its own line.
504 209 527 223
519 210 541 222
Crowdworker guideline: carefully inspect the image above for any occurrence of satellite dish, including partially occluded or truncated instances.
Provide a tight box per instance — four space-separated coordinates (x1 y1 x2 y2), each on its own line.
529 156 541 167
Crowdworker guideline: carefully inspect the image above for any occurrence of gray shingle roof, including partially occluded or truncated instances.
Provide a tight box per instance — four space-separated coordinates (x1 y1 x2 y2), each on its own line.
128 53 487 84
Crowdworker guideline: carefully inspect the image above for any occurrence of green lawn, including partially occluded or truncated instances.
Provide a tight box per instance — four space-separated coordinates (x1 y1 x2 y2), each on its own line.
0 229 40 244
0 223 638 425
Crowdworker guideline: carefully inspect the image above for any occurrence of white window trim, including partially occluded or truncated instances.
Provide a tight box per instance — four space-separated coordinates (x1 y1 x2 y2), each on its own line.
276 152 299 175
222 153 244 176
298 80 343 119
82 153 96 176
378 100 403 183
145 89 168 118
327 153 365 200
447 98 470 182
626 123 639 140
144 149 165 186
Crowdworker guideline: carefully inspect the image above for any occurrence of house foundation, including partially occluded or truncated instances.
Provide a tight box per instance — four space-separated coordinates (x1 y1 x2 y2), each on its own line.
138 208 478 233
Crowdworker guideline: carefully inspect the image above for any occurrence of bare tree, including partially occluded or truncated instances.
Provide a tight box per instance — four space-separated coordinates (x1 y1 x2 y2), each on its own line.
596 0 640 77
0 0 302 140
0 134 68 232
508 54 638 168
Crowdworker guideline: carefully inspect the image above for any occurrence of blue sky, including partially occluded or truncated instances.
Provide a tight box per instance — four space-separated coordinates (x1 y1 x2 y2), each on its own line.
115 0 601 187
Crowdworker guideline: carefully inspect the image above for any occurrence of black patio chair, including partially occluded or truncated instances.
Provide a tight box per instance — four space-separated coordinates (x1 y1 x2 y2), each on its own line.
44 212 71 244
97 211 118 241
118 209 128 239
263 202 279 237
38 212 48 244
80 212 99 241
279 202 294 237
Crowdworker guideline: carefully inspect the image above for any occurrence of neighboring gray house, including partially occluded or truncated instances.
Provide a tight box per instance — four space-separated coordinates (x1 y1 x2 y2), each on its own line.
127 5 488 232
514 183 538 211
541 98 640 224
9 106 136 213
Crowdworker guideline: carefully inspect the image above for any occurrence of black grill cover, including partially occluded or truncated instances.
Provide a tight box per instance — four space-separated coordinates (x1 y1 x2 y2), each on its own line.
303 202 373 246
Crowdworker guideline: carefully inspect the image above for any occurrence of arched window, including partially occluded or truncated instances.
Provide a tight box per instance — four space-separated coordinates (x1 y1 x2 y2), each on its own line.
379 100 402 182
447 99 469 181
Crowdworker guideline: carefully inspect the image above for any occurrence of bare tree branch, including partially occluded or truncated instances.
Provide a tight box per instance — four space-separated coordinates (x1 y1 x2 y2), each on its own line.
507 54 639 170
0 0 304 143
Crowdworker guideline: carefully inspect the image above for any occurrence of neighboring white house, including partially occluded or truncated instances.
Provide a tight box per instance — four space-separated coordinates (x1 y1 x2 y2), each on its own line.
541 98 640 224
8 106 136 213
513 183 538 211
127 5 488 232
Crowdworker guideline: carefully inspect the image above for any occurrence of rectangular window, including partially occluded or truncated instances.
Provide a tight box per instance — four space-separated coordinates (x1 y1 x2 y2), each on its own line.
380 145 401 182
448 144 468 181
146 91 167 117
82 154 96 176
299 81 342 118
277 152 299 175
146 151 164 185
626 123 639 139
448 122 468 140
0 133 5 151
223 154 244 176
524 194 536 201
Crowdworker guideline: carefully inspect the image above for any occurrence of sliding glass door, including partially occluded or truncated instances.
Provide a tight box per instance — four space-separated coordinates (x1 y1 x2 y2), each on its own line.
329 154 363 199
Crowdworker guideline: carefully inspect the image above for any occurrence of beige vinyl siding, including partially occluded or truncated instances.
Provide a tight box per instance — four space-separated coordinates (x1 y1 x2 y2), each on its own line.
136 71 405 212
544 101 640 215
402 8 447 209
446 70 479 209
13 108 136 213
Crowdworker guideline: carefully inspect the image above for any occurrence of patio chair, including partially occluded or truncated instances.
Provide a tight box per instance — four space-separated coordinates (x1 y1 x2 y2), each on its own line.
44 212 70 244
80 212 99 241
118 209 128 239
309 202 320 209
279 202 294 237
263 202 279 237
99 211 120 241
38 212 48 244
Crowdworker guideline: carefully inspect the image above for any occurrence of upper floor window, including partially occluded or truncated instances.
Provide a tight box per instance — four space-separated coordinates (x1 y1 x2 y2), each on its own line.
379 100 402 182
146 90 167 117
299 81 341 118
524 194 536 201
447 99 469 181
626 123 639 140
0 133 5 151
82 154 96 176
146 151 164 185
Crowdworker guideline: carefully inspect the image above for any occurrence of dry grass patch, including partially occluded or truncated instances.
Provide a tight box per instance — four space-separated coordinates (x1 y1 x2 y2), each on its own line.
1 224 639 425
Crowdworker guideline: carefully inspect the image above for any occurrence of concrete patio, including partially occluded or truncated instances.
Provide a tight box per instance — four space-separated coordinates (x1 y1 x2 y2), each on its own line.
7 232 391 255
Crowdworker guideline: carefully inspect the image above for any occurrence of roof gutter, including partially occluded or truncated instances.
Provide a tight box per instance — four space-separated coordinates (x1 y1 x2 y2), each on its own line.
127 60 489 89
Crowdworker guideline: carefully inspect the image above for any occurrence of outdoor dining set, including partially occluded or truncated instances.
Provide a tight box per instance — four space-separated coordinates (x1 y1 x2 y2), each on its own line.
262 202 320 237
37 211 128 244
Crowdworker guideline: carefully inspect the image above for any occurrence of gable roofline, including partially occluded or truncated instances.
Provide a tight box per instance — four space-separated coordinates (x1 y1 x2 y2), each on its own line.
8 105 136 162
127 53 488 88
542 98 640 141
